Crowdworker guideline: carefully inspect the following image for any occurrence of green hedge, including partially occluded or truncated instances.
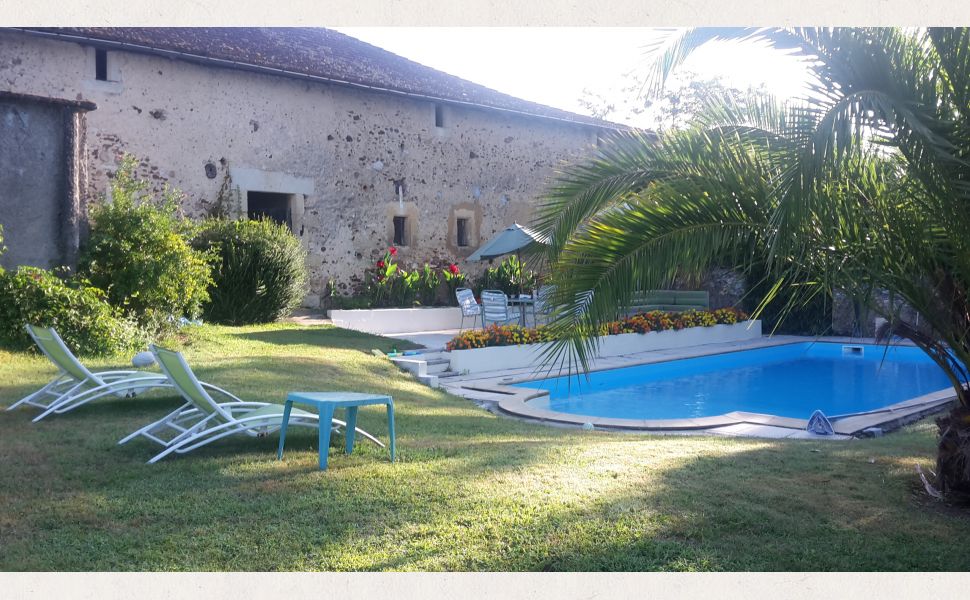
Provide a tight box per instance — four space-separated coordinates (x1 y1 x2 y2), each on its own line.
193 218 308 324
0 267 143 356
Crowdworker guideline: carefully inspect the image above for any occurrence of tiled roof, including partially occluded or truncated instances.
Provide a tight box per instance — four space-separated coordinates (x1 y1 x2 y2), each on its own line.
16 27 622 129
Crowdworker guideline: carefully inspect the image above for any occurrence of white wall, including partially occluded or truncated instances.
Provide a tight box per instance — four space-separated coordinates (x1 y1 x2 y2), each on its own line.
448 321 763 374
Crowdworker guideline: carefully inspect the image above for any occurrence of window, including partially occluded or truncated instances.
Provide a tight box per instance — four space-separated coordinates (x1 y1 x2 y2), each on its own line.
95 49 108 81
434 103 444 128
393 216 408 246
247 191 294 231
456 218 469 247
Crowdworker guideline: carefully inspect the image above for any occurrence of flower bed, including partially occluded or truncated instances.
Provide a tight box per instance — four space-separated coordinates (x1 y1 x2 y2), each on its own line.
446 308 748 350
446 315 762 375
359 246 468 308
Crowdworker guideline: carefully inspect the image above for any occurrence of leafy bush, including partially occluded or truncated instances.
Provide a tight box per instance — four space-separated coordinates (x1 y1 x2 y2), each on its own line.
0 266 142 355
415 264 441 306
446 307 749 350
364 247 418 308
79 156 212 330
442 263 467 306
474 255 538 296
192 218 309 324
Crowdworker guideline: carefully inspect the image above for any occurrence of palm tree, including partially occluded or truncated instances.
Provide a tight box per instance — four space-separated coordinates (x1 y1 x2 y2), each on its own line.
536 28 970 498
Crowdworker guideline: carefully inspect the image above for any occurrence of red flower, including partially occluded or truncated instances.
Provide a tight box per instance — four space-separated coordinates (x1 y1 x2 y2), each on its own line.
389 247 398 256
376 260 386 269
448 263 460 275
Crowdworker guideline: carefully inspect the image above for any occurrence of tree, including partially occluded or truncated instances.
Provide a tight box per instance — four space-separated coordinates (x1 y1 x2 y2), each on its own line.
80 156 213 330
577 69 763 131
538 28 970 499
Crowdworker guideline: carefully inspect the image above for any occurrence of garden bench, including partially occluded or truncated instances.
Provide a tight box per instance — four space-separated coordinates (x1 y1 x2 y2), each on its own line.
626 290 710 314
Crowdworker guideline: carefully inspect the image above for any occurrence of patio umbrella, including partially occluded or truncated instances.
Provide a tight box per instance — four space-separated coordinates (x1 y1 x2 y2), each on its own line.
467 223 548 301
466 223 548 262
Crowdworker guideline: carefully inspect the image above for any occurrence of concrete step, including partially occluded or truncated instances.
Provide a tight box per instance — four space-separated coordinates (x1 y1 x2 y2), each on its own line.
418 374 439 388
426 359 451 374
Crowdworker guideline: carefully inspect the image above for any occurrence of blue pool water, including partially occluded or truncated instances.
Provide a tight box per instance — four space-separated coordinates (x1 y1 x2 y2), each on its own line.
515 343 952 420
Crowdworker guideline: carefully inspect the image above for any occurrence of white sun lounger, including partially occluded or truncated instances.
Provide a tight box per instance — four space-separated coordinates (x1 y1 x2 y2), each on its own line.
119 345 384 463
7 325 171 422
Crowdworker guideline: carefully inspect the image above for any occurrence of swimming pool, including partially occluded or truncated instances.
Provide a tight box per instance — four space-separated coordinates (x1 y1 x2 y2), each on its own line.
514 342 952 421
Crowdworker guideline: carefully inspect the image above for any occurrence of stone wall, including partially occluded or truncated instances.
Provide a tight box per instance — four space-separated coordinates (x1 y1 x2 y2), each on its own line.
698 267 747 309
670 268 747 309
832 289 926 337
0 91 91 270
0 30 599 306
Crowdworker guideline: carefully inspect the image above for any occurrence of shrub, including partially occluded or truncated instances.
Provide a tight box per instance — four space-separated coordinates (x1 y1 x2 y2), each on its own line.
474 255 538 296
79 156 212 330
193 218 309 324
0 266 143 355
415 264 441 306
364 247 418 308
443 263 467 306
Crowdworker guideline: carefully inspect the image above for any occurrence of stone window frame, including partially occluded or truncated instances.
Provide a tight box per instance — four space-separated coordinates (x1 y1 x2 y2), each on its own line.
448 205 481 255
230 167 313 238
385 202 419 249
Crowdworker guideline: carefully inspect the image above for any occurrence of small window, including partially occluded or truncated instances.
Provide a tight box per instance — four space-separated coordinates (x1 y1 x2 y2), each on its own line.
248 191 293 232
434 103 444 128
95 49 108 81
393 216 408 246
456 218 469 247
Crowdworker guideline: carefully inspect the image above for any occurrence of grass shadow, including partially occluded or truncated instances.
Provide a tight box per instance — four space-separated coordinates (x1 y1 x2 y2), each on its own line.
231 326 419 353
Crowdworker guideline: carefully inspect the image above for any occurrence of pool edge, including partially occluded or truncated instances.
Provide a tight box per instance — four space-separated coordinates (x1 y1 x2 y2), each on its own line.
443 336 958 438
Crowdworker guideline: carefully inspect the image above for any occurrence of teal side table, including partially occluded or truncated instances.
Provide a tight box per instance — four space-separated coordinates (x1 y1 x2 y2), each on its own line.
277 391 395 470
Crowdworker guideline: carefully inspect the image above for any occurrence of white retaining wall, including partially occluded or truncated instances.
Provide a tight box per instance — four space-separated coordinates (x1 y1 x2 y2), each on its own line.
328 307 465 334
447 321 763 375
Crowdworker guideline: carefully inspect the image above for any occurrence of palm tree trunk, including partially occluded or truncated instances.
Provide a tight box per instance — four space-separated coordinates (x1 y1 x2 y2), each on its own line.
936 407 970 503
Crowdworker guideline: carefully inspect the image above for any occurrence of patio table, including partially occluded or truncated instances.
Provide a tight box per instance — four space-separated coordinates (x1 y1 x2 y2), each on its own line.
277 391 395 470
507 296 535 327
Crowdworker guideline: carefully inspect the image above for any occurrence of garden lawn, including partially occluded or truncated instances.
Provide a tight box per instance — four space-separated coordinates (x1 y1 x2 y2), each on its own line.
1 323 969 571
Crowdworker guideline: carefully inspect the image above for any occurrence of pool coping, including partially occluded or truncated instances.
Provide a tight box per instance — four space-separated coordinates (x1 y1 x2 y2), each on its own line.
439 335 957 438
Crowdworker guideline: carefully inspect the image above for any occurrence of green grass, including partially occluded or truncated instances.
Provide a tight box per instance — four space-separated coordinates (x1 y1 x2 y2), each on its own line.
1 322 969 571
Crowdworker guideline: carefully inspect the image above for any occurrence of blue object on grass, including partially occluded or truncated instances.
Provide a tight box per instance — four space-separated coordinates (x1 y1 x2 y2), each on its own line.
278 391 396 470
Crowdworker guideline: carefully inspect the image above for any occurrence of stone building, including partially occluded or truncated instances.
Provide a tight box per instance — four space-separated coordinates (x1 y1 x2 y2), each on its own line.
0 27 619 305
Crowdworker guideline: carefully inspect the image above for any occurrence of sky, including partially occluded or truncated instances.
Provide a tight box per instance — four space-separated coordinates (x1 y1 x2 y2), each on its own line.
336 28 815 127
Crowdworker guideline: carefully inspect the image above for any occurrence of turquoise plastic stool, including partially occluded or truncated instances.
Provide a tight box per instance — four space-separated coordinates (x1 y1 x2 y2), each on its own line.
277 391 395 470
